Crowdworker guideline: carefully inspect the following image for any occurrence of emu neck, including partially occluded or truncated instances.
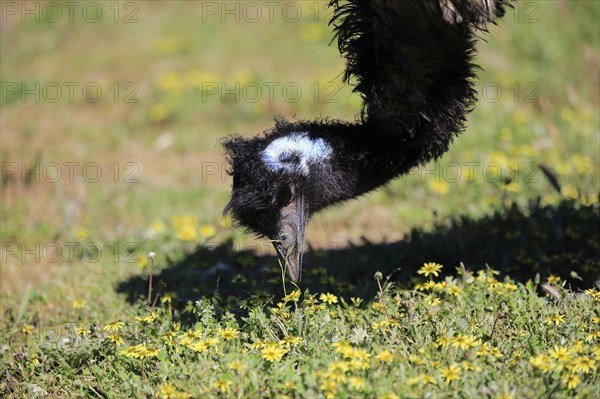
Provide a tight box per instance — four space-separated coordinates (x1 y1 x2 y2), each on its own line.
311 122 433 210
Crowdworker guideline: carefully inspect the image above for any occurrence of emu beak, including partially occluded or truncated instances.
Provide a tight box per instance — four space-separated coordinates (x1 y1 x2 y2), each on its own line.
272 190 307 283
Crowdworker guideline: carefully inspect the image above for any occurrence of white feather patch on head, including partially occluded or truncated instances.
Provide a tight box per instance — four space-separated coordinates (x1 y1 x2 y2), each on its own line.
261 132 332 175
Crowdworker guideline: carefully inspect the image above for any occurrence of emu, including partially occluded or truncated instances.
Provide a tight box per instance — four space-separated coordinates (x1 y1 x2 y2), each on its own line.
224 0 513 282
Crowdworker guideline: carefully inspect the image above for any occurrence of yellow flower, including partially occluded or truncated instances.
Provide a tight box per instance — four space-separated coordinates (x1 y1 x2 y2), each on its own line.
428 180 449 195
161 293 173 304
157 71 184 93
347 359 370 370
326 367 347 383
407 374 436 385
199 224 215 238
450 334 480 350
512 110 528 125
418 262 443 277
175 224 198 241
350 297 363 306
488 347 502 358
461 361 474 371
328 361 349 374
545 315 566 326
425 296 442 307
155 382 173 398
414 282 427 290
72 299 86 309
502 283 518 293
347 376 366 390
440 364 461 383
271 302 291 318
150 220 165 233
529 354 553 372
547 275 560 284
149 103 170 122
139 346 159 358
283 290 301 302
372 320 388 331
320 293 338 304
572 154 593 175
218 328 239 341
445 286 461 296
499 126 513 141
185 68 220 89
375 350 394 363
190 341 209 353
138 255 148 269
261 344 287 362
28 354 40 365
218 213 232 228
252 339 265 349
228 360 247 372
548 345 570 362
349 348 371 361
172 215 199 241
282 336 302 347
570 356 596 373
504 181 520 192
178 329 202 347
408 354 424 365
136 312 158 323
162 331 176 346
76 326 90 336
561 373 580 390
103 321 124 331
332 341 354 356
106 334 124 345
571 340 584 354
74 227 88 241
585 289 600 297
320 379 338 399
585 331 600 342
155 382 188 399
21 324 34 335
378 393 399 399
562 185 578 200
120 344 159 359
212 379 232 394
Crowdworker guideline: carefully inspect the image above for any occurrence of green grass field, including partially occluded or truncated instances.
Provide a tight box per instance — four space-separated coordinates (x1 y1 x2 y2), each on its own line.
1 1 599 397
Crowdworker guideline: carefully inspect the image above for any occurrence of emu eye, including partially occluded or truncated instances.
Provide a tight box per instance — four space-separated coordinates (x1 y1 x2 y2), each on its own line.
275 185 293 206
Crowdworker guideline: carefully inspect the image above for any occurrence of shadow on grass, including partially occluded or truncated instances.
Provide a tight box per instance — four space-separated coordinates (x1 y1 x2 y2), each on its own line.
116 198 599 309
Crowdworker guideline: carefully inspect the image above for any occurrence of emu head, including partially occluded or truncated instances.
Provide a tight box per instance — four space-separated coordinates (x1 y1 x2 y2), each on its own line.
223 129 334 282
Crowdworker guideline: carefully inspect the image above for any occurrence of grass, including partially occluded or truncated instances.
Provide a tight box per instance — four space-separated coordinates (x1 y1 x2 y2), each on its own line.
1 0 599 397
2 264 599 398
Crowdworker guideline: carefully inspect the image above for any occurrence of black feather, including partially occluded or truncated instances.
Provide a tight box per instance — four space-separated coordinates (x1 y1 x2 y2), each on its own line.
223 0 514 243
329 0 512 168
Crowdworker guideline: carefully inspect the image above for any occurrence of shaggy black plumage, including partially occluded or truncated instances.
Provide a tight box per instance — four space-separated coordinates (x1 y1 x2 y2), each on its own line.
223 0 513 282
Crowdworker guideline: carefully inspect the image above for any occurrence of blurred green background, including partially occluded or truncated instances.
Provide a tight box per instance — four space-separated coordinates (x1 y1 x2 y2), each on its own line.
1 0 599 308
